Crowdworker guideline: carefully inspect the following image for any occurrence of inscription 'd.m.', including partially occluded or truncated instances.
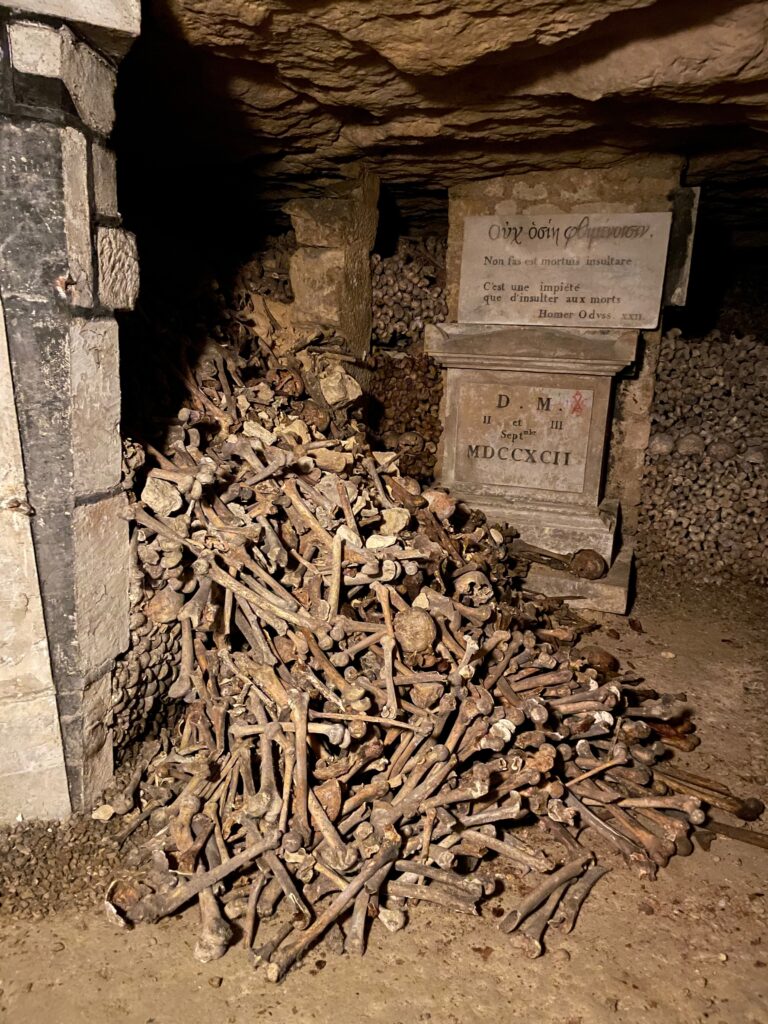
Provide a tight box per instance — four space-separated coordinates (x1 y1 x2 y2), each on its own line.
497 393 551 411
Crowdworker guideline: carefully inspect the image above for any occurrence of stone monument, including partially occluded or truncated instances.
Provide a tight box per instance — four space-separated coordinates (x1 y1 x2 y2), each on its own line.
426 201 677 613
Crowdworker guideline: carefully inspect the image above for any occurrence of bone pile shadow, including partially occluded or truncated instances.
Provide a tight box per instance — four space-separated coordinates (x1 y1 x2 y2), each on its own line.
104 289 725 981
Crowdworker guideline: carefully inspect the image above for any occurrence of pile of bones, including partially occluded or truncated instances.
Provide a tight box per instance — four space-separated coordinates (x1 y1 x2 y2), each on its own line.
103 295 743 982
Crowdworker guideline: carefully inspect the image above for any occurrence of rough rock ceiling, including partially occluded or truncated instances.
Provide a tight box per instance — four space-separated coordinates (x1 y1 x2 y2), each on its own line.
120 0 768 228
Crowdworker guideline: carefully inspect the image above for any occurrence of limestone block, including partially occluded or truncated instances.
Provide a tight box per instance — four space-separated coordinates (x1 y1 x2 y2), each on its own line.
290 247 346 324
0 689 69 777
285 172 379 249
8 20 62 77
81 671 113 805
9 24 117 135
81 729 113 807
447 160 683 319
290 243 372 357
97 227 139 310
339 242 373 360
92 142 119 218
607 329 663 531
61 31 117 136
61 128 93 308
0 764 72 821
7 2 140 52
73 493 130 676
526 543 634 615
70 318 121 496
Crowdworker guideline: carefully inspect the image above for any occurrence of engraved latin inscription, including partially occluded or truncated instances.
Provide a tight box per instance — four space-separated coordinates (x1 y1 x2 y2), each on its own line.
453 382 593 493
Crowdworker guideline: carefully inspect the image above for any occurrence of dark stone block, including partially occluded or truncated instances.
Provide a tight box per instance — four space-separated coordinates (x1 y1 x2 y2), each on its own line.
54 689 86 718
2 298 79 689
0 18 13 114
65 757 85 811
12 72 77 118
59 712 84 764
0 118 67 302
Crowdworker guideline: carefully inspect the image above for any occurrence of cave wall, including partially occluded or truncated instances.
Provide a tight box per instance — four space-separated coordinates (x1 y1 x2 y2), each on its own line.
133 0 768 229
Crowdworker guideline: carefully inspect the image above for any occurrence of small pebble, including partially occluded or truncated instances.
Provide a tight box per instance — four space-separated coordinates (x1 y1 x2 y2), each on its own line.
208 976 223 988
660 650 676 659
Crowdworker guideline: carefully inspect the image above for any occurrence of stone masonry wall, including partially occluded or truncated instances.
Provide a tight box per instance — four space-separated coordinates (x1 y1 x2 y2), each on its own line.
447 161 684 536
0 4 139 817
286 171 379 361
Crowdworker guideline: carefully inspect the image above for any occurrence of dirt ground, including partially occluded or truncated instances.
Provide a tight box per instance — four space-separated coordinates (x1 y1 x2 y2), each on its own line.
1 576 766 1024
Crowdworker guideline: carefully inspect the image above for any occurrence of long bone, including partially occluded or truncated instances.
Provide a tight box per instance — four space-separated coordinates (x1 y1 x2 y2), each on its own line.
558 865 610 934
288 689 311 840
266 835 400 982
384 881 477 914
344 889 369 956
194 832 234 963
127 832 280 924
262 850 313 930
308 789 359 872
605 805 676 866
516 879 572 958
618 794 705 825
652 769 764 821
499 852 593 933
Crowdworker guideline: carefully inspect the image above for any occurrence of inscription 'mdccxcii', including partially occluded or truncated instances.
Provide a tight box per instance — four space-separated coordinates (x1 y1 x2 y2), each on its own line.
453 382 593 494
467 444 573 465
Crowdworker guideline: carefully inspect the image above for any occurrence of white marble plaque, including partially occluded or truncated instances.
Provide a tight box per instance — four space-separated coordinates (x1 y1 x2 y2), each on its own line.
452 380 593 493
458 212 672 329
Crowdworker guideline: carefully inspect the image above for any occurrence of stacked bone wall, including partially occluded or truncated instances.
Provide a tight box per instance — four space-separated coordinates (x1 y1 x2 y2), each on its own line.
109 440 182 751
371 236 448 346
368 235 447 480
367 350 443 480
638 329 768 584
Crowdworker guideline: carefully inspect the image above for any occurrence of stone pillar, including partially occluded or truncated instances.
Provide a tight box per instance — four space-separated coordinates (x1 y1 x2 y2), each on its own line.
0 3 140 818
0 295 70 820
285 170 379 359
446 159 684 534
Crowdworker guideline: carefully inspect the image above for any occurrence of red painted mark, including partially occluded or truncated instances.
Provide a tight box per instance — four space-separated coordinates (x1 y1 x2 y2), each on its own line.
570 390 585 415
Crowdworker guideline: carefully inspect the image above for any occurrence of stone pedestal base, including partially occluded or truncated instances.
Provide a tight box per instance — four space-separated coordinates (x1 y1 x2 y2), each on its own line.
458 494 619 563
525 543 634 615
